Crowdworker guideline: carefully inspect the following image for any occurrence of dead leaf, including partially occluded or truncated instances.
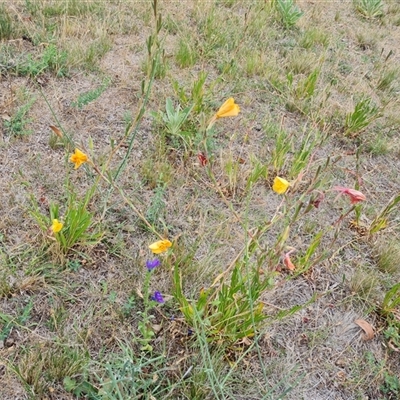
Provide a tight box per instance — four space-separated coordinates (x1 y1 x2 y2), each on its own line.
152 324 162 334
354 319 374 341
49 125 63 138
241 336 252 346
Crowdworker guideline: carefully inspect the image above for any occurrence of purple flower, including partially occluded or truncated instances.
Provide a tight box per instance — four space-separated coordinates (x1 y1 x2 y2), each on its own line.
146 258 161 271
151 291 164 303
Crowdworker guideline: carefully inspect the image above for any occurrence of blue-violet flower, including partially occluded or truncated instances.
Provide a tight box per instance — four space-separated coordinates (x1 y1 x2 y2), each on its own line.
151 291 164 303
146 258 161 271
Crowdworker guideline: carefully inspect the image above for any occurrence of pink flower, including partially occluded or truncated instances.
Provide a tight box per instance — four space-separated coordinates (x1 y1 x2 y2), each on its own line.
333 186 366 204
283 252 296 271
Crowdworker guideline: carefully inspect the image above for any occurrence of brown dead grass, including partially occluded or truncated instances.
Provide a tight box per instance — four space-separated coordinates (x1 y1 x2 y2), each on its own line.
1 1 400 399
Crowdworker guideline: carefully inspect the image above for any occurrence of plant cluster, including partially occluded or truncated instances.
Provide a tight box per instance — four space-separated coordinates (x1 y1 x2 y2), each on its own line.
1 0 400 399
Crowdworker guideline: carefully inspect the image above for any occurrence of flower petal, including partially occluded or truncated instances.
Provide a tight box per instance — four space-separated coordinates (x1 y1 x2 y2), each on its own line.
51 219 63 233
151 291 164 303
216 97 240 118
149 239 172 254
333 186 366 204
70 148 88 169
146 258 161 270
272 177 290 194
283 254 296 271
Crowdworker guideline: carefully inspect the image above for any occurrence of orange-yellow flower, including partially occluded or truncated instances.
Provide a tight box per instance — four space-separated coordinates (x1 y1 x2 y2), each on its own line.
272 177 290 194
51 219 63 233
216 98 240 118
149 239 172 254
70 148 88 169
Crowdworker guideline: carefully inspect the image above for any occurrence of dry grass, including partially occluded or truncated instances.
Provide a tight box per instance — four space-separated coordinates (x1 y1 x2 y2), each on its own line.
1 0 400 399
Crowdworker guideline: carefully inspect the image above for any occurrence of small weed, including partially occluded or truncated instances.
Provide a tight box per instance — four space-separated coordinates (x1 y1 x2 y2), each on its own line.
46 298 68 333
369 194 400 235
79 37 112 71
354 0 384 19
377 68 399 92
244 155 268 193
244 50 266 77
356 31 377 51
172 71 208 114
344 97 381 136
123 110 133 127
93 342 169 398
67 259 82 272
299 27 329 49
348 351 387 398
0 299 33 343
274 0 303 29
191 71 208 114
294 231 326 274
0 5 15 40
142 49 168 79
121 295 136 318
71 78 110 109
348 269 380 301
176 38 198 68
15 44 68 77
218 0 237 7
356 30 377 50
145 184 167 231
286 49 315 75
383 325 400 351
381 283 400 351
152 98 195 150
13 343 89 397
365 134 389 155
380 372 400 398
381 283 400 317
63 376 98 399
338 60 353 76
50 198 102 255
3 93 35 137
222 151 241 196
25 0 103 17
30 189 103 256
374 240 400 275
289 130 317 178
141 156 173 189
293 68 320 101
269 123 291 174
173 261 273 345
0 269 13 298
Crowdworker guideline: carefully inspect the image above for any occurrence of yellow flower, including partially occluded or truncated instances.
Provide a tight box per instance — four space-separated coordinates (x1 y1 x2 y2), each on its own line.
51 219 63 233
216 98 240 118
70 148 88 169
149 239 172 254
272 177 290 194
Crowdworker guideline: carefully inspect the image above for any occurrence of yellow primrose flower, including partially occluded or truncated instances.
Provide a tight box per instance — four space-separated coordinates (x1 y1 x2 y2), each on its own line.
70 148 88 169
272 177 290 194
216 98 240 118
51 219 63 233
149 239 172 254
